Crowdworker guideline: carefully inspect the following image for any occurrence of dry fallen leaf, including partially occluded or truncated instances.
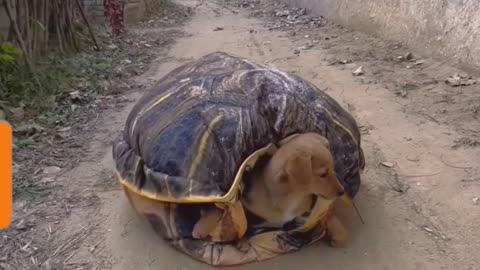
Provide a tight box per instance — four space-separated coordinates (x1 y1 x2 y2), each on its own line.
57 126 71 132
275 10 290 17
380 162 394 168
395 89 408 98
445 74 477 87
9 103 25 122
15 219 27 230
43 166 62 175
406 156 420 162
404 52 414 60
423 227 434 233
107 44 118 50
359 125 372 135
39 176 56 184
14 124 45 136
299 42 314 50
413 60 425 65
352 66 364 76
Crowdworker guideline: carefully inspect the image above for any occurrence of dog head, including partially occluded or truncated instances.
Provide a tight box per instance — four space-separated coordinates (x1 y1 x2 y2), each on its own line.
265 133 345 201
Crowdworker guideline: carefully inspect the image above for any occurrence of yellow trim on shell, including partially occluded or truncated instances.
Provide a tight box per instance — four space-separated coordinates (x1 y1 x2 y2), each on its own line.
119 118 362 206
144 91 175 113
117 142 278 203
212 201 248 241
187 115 224 196
277 133 300 146
320 107 359 146
295 197 334 232
130 91 174 138
322 108 365 169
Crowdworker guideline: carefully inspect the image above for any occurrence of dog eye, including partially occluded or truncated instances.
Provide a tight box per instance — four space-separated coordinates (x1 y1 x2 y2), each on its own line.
317 169 328 178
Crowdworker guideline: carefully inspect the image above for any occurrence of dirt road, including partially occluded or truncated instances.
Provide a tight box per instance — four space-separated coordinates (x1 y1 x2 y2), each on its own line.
38 0 480 269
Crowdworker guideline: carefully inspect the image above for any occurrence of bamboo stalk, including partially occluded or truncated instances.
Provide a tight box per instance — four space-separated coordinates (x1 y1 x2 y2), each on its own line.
43 0 49 53
58 0 68 51
38 0 45 54
7 18 14 42
23 0 30 55
37 0 45 55
63 0 72 48
15 0 22 38
65 0 79 50
3 0 34 71
75 0 101 50
4 0 100 58
32 0 38 57
3 0 42 90
52 0 65 54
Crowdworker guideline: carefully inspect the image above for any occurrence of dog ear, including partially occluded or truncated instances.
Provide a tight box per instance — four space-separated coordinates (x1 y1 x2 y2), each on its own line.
284 153 313 187
270 154 312 186
271 169 290 191
268 154 312 202
267 171 290 205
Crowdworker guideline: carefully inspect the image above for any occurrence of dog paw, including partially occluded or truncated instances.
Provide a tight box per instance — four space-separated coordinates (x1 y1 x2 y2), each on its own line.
328 234 348 248
326 216 348 248
192 226 209 239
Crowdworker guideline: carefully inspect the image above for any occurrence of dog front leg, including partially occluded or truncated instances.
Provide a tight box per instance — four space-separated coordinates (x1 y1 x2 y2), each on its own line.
192 208 223 239
325 215 348 247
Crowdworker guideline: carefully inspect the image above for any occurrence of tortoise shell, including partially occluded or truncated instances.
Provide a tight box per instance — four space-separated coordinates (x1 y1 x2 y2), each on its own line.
112 51 365 265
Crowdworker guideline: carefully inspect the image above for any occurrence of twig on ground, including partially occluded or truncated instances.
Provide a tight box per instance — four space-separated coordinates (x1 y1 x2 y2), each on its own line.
417 112 440 125
351 201 365 224
404 218 447 240
461 178 480 182
89 239 104 253
63 251 75 265
400 172 441 178
388 172 410 193
92 262 102 270
44 225 91 267
376 172 441 178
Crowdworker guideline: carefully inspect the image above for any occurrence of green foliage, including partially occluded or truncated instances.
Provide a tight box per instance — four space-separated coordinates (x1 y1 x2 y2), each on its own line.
0 41 23 64
0 41 72 115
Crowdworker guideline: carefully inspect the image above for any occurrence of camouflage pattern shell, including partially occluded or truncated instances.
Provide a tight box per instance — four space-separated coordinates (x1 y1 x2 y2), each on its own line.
112 51 365 203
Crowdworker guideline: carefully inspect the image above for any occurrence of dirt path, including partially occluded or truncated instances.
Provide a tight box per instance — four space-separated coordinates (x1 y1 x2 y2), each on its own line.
51 0 480 269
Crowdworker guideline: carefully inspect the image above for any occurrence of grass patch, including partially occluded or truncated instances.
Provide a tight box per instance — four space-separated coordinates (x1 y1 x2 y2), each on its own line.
0 41 76 119
0 37 151 123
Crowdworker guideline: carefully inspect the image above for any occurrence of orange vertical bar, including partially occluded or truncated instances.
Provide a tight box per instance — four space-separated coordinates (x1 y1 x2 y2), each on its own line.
0 121 12 229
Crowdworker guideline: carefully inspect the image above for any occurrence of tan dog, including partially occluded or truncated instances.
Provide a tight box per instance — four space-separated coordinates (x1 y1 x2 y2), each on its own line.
193 133 348 246
241 133 348 247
